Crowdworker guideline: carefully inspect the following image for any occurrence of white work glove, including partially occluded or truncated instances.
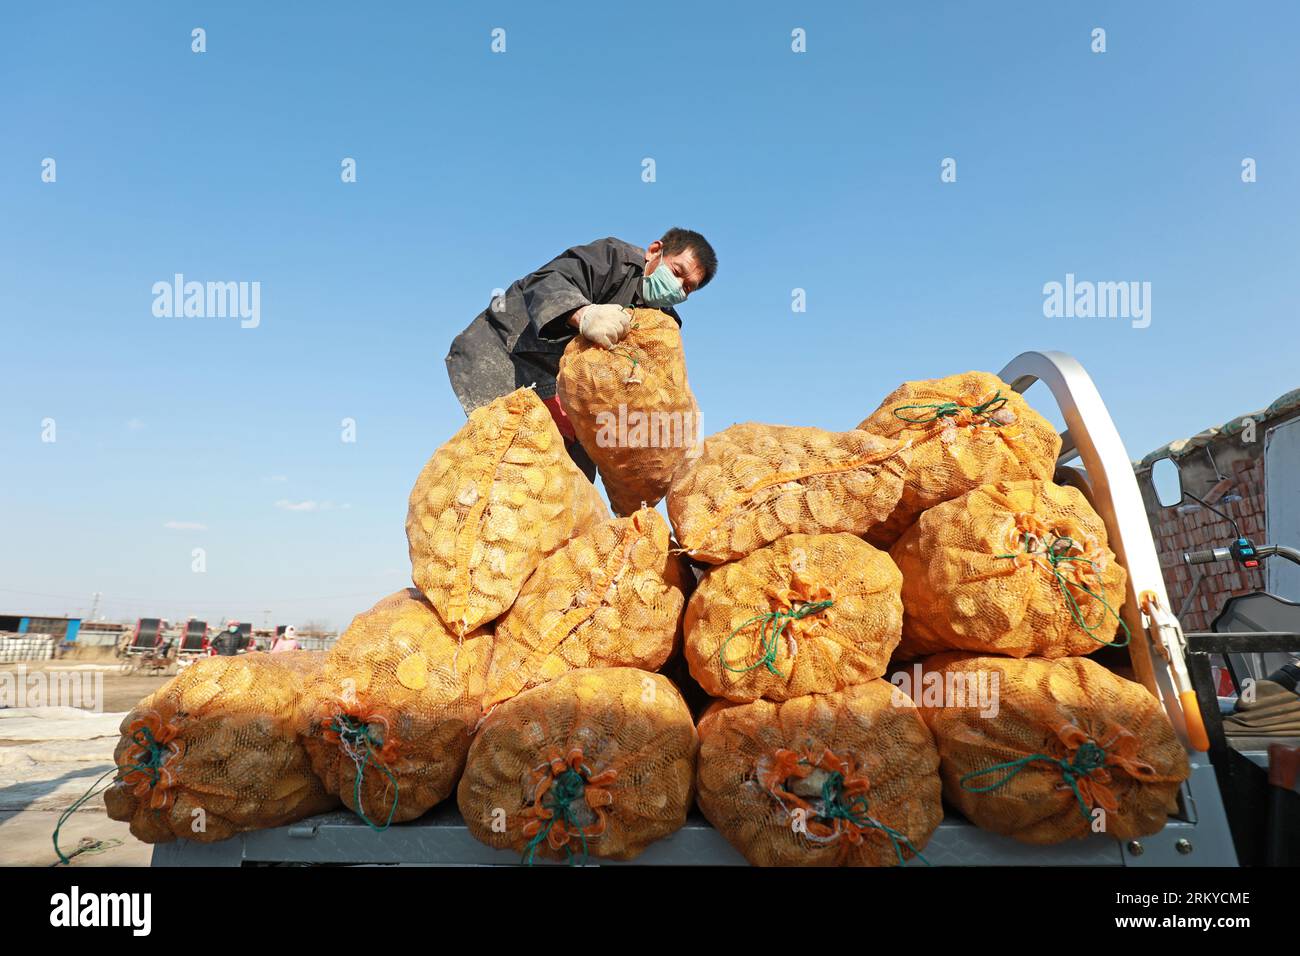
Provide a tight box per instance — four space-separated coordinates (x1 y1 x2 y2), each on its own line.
577 304 631 348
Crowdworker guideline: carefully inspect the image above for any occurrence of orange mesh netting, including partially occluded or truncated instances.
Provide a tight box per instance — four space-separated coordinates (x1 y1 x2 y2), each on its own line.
857 371 1061 546
891 479 1129 660
102 653 337 844
301 589 492 827
696 681 942 866
457 667 698 863
666 422 910 564
407 387 609 636
483 507 689 710
685 532 903 701
557 308 701 516
916 653 1190 844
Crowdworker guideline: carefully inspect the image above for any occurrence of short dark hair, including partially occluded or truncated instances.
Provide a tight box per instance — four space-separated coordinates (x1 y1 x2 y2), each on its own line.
660 227 718 289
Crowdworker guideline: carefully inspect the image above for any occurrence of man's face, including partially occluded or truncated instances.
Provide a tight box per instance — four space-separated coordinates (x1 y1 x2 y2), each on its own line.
646 240 704 298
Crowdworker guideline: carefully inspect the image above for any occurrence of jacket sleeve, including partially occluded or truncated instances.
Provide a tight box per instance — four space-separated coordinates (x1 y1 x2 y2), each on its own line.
521 237 629 341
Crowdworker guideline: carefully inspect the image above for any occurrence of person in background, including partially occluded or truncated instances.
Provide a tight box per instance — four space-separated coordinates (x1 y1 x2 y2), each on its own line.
271 625 300 653
211 621 243 657
445 229 718 481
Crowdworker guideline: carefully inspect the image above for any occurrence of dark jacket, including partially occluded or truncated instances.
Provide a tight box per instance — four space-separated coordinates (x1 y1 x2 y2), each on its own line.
212 629 242 656
445 237 681 414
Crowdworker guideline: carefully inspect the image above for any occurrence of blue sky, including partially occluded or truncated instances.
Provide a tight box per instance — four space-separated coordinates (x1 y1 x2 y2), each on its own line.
2 2 1297 629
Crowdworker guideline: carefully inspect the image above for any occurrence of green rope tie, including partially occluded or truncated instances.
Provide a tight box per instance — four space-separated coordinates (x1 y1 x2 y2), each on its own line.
814 770 931 866
53 725 170 865
332 715 400 832
522 767 592 866
893 390 1008 426
719 600 834 677
995 532 1131 647
611 346 641 380
960 740 1111 823
610 314 641 381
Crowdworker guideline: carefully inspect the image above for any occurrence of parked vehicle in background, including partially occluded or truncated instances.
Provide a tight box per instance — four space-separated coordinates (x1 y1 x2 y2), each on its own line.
174 619 210 670
114 618 176 674
118 618 167 656
178 619 209 652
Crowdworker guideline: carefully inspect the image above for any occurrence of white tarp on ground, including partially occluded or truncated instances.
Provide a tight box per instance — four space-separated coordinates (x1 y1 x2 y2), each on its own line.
0 708 127 811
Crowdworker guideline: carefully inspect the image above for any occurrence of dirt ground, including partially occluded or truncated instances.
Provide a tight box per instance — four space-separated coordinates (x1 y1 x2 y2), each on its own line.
1 661 171 867
2 658 170 714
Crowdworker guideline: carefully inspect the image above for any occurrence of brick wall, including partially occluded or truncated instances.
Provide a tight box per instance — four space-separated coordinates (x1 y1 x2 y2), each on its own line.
1135 405 1298 633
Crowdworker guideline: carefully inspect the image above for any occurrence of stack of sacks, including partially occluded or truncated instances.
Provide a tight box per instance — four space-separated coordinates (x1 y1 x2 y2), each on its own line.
458 668 698 863
406 387 609 636
399 390 697 858
886 481 1188 844
668 423 942 865
456 509 694 861
865 372 1187 844
103 653 338 844
857 371 1061 546
557 307 700 516
98 365 1186 860
290 387 615 833
300 590 493 827
481 506 690 712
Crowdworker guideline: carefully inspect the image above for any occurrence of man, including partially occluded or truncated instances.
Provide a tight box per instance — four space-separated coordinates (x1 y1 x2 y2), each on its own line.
445 229 718 480
211 621 243 657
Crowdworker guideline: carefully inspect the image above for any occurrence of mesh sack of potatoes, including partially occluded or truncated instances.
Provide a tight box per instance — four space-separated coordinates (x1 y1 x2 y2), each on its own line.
407 387 610 636
301 589 492 827
696 681 942 866
102 652 336 844
482 507 690 710
685 532 903 702
457 667 698 863
916 653 1189 844
557 307 701 516
667 422 910 564
856 371 1061 546
890 479 1128 660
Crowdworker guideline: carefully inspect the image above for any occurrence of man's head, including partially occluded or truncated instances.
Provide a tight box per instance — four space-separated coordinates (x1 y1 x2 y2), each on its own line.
227 621 239 632
643 227 718 303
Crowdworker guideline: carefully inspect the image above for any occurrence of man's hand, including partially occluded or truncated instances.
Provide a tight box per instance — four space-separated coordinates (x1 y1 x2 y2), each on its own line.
576 304 631 348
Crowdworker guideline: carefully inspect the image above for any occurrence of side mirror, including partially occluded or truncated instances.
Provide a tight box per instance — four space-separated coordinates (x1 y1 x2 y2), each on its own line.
1150 456 1183 509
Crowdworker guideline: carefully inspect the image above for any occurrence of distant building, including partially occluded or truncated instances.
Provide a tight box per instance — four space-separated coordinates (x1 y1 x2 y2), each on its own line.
0 614 82 642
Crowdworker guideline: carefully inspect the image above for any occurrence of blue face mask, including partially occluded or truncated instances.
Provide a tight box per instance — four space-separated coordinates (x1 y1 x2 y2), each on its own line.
641 256 687 307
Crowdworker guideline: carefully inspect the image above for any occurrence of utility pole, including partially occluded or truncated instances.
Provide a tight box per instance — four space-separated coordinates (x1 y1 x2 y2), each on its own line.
89 591 102 621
